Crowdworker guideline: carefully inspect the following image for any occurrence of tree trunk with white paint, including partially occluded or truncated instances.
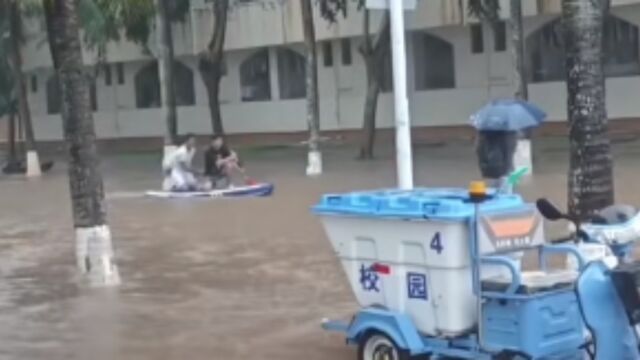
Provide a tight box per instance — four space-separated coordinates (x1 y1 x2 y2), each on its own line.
155 0 178 164
46 0 120 286
562 0 613 219
301 0 322 176
199 0 229 136
358 11 390 160
8 0 41 177
510 0 533 173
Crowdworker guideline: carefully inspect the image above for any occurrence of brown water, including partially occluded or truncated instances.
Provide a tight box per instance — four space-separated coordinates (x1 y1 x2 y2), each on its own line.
0 139 638 360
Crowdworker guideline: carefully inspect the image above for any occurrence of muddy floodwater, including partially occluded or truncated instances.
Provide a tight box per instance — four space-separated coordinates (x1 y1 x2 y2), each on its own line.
0 139 639 360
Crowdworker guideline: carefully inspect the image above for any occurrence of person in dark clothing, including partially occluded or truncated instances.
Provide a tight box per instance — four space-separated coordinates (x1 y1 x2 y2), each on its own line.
475 130 518 190
204 135 244 188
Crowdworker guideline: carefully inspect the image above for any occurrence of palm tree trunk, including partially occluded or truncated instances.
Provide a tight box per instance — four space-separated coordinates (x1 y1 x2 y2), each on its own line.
155 0 178 148
509 0 533 173
199 0 229 136
562 0 613 220
301 0 322 176
510 0 527 101
46 0 120 286
8 0 40 177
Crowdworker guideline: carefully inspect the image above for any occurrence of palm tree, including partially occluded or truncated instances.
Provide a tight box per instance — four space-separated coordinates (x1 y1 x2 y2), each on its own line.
155 0 178 156
301 0 322 176
43 0 120 286
198 0 229 135
509 0 527 101
562 0 613 219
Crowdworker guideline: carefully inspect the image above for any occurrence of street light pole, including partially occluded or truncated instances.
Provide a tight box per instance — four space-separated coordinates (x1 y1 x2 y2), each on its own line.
389 0 414 190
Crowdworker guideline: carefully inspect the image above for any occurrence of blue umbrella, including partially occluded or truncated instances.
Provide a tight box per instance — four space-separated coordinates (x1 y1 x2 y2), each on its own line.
470 98 547 131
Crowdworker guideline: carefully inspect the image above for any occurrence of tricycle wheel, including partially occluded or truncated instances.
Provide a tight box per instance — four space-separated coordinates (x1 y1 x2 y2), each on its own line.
358 332 412 360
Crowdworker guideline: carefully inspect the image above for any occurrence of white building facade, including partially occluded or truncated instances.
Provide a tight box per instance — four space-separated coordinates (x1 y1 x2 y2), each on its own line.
17 0 640 141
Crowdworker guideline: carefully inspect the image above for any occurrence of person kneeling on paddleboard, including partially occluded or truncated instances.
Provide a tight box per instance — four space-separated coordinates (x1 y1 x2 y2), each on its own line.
163 134 201 192
204 135 249 189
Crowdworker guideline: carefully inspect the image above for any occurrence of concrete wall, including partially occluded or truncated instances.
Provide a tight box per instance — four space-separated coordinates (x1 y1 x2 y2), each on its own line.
17 1 640 141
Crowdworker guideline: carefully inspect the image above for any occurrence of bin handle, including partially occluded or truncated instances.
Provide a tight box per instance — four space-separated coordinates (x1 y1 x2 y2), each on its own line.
480 255 522 295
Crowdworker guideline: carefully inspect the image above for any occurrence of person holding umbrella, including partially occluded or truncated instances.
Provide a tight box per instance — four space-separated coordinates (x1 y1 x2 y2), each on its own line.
471 99 546 192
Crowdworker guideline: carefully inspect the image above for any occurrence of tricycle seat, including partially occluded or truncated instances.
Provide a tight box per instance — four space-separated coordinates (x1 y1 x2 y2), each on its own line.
482 270 579 295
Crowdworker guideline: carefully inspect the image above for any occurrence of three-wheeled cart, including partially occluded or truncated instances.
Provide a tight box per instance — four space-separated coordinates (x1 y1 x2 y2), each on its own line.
314 186 589 360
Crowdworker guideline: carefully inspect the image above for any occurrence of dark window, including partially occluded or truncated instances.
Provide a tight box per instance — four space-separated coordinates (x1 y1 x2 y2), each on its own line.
380 51 393 93
30 75 37 93
47 74 97 114
341 38 352 65
277 48 306 99
134 61 195 108
240 49 271 102
323 41 333 67
116 62 125 84
526 15 640 83
104 64 112 86
413 33 456 90
494 21 507 52
471 24 483 54
46 76 59 114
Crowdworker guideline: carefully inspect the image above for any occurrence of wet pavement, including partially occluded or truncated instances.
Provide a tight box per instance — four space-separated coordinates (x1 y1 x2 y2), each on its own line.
0 138 639 360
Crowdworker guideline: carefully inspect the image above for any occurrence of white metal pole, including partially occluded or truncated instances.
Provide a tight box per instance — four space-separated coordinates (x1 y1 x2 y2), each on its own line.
389 0 414 190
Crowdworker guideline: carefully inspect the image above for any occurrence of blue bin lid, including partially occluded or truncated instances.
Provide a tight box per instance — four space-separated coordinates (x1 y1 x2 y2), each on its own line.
312 187 527 221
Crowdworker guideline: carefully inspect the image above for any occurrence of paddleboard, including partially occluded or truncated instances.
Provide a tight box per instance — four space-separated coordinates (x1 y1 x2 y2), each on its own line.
145 183 274 199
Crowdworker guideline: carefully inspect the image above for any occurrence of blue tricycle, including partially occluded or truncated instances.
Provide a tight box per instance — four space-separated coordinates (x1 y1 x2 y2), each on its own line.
314 186 640 360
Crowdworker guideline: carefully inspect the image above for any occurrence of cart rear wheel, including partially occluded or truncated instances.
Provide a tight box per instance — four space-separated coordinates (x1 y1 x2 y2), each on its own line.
358 332 411 360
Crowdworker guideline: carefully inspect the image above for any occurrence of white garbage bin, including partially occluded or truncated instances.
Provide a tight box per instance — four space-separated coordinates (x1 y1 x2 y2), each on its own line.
313 188 541 337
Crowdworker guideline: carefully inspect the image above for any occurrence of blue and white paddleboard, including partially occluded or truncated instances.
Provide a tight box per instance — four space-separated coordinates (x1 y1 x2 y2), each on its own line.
145 183 274 199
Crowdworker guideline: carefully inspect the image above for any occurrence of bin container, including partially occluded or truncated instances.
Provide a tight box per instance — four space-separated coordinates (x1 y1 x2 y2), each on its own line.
313 188 544 336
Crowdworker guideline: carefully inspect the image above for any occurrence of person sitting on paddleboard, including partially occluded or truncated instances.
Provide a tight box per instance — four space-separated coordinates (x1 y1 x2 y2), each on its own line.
163 133 200 192
204 135 248 189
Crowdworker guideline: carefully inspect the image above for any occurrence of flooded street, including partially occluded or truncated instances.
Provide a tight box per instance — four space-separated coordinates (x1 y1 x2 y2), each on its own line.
0 138 638 360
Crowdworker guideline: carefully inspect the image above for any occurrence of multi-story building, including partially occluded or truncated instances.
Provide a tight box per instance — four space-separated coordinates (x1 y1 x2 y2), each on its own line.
17 0 640 143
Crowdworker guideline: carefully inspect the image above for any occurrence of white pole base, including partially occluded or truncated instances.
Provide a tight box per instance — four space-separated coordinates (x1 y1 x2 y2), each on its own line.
26 150 41 178
76 225 121 287
513 139 533 174
306 150 323 177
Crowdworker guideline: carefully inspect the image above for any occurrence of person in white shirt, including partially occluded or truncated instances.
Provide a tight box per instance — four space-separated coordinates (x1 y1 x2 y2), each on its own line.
162 134 200 192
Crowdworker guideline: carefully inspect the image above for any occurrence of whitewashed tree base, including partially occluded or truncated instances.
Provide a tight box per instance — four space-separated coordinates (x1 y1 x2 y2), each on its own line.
306 150 323 176
26 151 41 178
513 139 533 174
76 225 121 287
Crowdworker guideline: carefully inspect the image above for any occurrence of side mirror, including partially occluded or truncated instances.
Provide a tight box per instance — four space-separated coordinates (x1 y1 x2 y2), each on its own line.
536 198 566 221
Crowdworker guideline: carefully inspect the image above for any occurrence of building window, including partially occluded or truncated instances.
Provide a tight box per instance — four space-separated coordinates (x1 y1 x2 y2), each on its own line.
104 64 112 86
134 61 195 108
116 63 125 85
526 16 640 83
494 21 507 52
323 41 333 67
47 74 97 114
341 38 352 65
380 51 393 93
240 49 271 102
413 32 455 90
471 24 483 54
30 75 37 93
277 48 306 99
46 76 60 114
